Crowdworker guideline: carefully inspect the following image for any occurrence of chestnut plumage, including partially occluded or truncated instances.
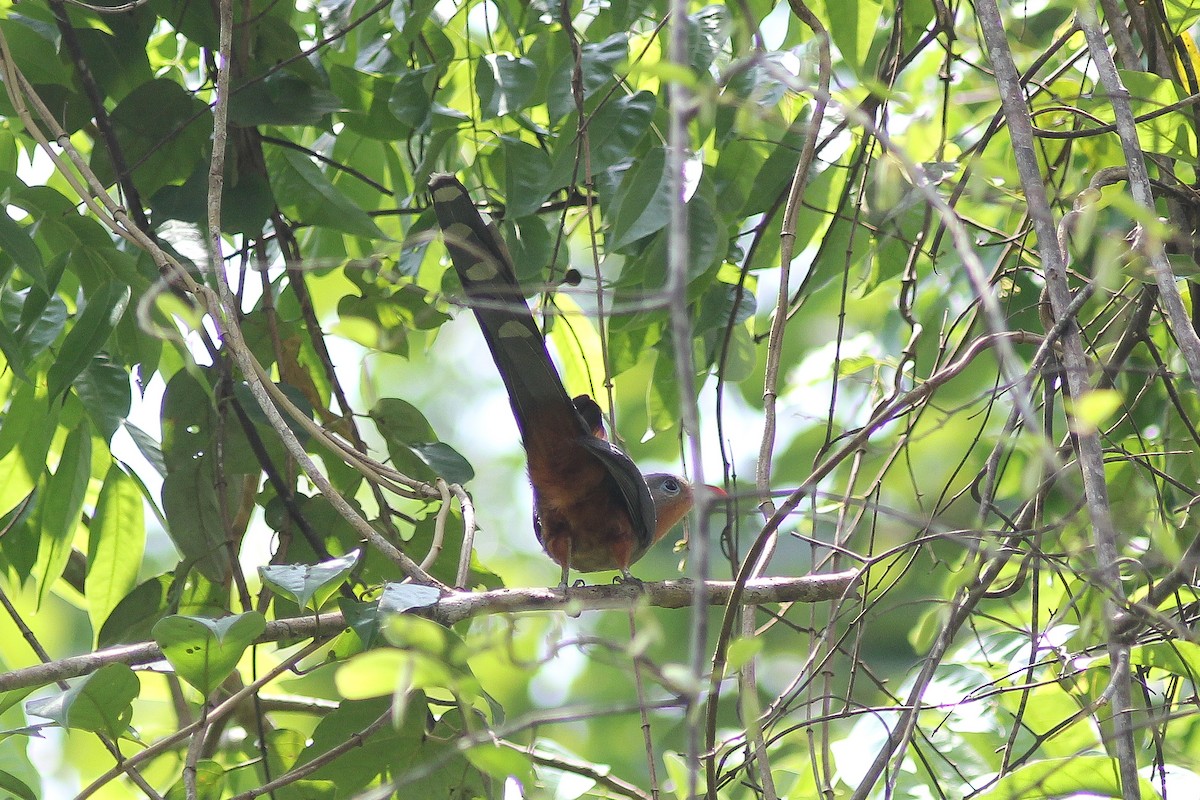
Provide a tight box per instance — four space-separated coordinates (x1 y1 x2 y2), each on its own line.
430 174 718 585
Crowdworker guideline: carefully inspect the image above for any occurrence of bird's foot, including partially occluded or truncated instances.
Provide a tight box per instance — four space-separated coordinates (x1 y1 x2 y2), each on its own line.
614 572 644 588
556 574 587 591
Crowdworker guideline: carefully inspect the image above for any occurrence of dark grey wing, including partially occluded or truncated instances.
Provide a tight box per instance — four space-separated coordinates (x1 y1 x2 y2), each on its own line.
578 436 656 549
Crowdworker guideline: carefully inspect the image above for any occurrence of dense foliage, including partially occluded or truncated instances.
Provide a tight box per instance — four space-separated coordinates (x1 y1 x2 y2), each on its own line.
0 0 1199 797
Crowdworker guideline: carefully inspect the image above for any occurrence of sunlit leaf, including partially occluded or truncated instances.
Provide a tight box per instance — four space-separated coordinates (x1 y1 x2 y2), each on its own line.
85 464 145 639
24 663 139 738
0 769 36 800
153 612 268 696
465 744 533 783
260 549 361 611
33 418 92 608
975 756 1159 800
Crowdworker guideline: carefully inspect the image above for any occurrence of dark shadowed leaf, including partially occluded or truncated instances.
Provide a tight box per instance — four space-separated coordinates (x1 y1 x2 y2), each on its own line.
476 54 537 119
97 574 172 648
607 147 672 250
47 282 131 401
76 355 132 443
268 148 388 239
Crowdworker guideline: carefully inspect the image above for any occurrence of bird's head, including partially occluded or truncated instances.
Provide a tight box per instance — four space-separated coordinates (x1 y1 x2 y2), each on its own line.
646 474 727 542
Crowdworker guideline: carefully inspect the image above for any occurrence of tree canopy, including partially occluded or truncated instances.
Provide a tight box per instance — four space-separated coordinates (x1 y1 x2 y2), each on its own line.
0 0 1199 797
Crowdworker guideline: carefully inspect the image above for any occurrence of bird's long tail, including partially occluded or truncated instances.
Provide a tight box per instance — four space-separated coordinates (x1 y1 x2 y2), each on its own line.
429 174 585 450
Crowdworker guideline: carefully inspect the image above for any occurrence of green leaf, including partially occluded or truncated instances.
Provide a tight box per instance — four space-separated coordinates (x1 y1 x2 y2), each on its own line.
465 744 533 784
296 696 423 792
340 598 383 650
72 24 154 103
0 289 31 379
16 290 69 364
164 759 225 800
24 663 139 738
369 398 473 483
1165 0 1200 33
259 549 361 611
547 90 656 190
641 187 724 283
379 582 442 614
335 649 409 699
99 79 213 196
1118 641 1200 678
340 583 441 650
266 728 308 776
0 769 37 800
389 0 438 43
153 612 268 696
606 146 672 250
547 33 629 119
0 18 71 86
388 66 436 131
228 73 345 126
827 0 884 73
150 162 275 235
0 687 36 720
46 282 131 401
975 755 1159 800
123 421 167 478
502 215 560 284
160 369 217 473
407 442 475 485
546 294 606 405
1116 70 1197 161
97 574 172 648
369 398 436 443
0 381 57 520
268 148 388 239
231 381 313 445
33 419 92 608
161 458 229 583
75 354 132 443
579 33 629 95
475 54 537 118
1068 389 1123 434
71 245 141 292
502 137 552 218
0 212 44 288
725 636 764 671
87 466 146 638
687 5 731 74
221 171 275 236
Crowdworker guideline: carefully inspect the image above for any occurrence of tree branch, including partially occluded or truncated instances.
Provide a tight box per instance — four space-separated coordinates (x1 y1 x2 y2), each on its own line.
0 574 857 695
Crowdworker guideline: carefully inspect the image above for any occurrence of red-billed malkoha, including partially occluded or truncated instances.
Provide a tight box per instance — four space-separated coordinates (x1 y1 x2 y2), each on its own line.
429 174 721 586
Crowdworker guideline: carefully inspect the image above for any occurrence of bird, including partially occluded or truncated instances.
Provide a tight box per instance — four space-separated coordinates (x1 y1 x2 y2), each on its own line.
429 173 718 587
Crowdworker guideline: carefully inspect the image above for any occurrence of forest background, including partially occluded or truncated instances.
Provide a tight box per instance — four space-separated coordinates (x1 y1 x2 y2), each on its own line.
0 0 1198 798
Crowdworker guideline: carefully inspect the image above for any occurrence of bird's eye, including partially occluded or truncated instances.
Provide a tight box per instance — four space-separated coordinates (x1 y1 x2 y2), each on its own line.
662 478 680 493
